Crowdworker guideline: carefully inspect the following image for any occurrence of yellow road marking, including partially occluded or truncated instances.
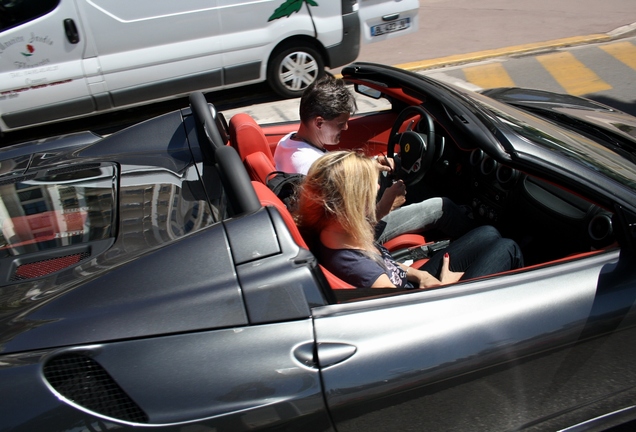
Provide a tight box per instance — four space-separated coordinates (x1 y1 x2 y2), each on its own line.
396 34 610 72
536 51 611 95
600 41 636 71
463 63 515 89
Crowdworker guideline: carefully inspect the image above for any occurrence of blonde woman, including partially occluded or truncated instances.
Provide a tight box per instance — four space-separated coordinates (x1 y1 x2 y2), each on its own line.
296 151 524 289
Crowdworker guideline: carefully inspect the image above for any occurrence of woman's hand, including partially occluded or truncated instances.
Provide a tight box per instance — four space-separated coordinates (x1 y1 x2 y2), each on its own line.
439 253 464 284
405 253 464 288
404 266 440 289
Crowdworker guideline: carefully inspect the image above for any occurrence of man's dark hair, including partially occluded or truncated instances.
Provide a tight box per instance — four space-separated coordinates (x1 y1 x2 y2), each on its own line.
299 75 357 123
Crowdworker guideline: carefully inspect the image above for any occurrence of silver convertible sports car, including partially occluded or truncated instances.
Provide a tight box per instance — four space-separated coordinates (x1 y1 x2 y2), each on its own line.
1 63 636 432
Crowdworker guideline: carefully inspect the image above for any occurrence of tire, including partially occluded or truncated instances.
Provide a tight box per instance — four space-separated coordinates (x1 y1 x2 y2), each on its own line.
267 44 325 99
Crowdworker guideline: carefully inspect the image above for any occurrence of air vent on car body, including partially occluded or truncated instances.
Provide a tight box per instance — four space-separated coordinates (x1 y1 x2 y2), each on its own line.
43 353 148 424
11 252 90 281
0 173 36 186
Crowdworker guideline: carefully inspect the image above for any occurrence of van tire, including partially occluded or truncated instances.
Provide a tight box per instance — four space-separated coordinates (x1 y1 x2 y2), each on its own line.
267 44 325 99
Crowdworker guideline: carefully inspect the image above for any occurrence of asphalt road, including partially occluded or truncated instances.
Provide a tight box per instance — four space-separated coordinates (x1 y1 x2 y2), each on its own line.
354 0 636 67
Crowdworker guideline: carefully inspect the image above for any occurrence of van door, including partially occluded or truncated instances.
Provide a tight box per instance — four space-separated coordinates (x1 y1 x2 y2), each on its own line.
218 0 321 98
0 0 93 132
217 0 315 87
74 0 222 109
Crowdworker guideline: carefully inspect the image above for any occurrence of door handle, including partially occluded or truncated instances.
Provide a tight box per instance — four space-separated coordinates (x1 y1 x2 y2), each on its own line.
64 18 80 44
293 342 357 369
317 343 356 368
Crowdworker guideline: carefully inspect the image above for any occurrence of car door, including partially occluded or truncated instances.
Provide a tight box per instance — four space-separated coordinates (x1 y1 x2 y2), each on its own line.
315 248 636 431
358 0 419 44
0 0 92 132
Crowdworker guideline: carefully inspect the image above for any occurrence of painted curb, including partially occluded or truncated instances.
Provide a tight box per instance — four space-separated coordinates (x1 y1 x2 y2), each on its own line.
379 21 636 73
395 34 612 72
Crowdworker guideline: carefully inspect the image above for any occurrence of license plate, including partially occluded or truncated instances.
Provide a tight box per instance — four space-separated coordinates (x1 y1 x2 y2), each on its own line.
371 17 410 37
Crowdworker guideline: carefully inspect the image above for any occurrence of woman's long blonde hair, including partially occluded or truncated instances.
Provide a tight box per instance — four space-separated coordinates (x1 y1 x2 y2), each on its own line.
295 151 379 252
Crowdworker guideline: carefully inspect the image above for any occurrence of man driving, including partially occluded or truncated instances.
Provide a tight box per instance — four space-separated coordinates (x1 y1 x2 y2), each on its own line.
274 75 474 243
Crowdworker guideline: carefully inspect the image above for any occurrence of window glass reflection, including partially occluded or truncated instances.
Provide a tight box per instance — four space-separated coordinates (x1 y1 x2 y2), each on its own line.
0 165 116 258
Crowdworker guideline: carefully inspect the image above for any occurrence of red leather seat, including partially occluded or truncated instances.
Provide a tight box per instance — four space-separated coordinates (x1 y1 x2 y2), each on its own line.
244 151 276 184
252 181 356 290
229 113 278 183
229 113 274 163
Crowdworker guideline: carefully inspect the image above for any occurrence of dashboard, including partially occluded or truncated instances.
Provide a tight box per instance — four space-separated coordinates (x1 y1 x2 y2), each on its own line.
433 145 615 265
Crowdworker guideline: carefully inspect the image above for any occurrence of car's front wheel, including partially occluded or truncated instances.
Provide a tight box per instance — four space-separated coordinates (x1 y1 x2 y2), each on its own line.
267 44 325 99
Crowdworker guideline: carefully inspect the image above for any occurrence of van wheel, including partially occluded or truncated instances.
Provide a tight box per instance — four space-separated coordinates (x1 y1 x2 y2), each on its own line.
267 45 325 99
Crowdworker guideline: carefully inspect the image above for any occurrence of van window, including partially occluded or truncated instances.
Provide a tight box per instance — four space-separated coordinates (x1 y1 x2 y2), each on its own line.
0 0 59 32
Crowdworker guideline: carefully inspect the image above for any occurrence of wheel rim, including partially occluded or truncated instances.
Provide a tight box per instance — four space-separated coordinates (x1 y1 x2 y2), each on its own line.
278 51 319 92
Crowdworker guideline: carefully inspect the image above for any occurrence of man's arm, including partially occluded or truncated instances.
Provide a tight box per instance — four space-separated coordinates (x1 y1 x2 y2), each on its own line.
376 180 406 220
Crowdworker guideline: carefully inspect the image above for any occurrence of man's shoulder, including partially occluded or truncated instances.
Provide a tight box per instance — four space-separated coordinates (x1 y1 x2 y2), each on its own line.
277 132 299 148
275 132 324 174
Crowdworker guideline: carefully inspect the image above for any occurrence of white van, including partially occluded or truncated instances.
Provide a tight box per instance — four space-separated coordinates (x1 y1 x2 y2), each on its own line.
0 0 418 133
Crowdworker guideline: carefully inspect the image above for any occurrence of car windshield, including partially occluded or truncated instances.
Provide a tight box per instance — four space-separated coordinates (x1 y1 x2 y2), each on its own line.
470 93 636 192
0 164 116 258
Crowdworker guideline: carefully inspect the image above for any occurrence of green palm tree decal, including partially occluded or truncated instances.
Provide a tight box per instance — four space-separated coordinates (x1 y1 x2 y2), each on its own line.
268 0 319 22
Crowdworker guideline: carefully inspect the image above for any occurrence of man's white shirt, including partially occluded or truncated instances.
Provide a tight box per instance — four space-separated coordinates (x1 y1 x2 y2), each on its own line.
274 132 326 175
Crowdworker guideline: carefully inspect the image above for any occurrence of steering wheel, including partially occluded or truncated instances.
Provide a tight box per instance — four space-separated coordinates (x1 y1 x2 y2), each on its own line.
387 106 437 186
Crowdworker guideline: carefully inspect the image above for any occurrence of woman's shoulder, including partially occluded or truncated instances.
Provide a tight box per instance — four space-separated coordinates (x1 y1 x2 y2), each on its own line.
320 243 367 259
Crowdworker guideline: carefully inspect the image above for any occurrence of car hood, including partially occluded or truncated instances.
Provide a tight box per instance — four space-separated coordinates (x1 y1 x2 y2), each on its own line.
482 87 636 145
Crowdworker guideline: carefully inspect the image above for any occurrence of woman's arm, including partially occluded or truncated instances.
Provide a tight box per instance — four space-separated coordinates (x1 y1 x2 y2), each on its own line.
371 274 397 288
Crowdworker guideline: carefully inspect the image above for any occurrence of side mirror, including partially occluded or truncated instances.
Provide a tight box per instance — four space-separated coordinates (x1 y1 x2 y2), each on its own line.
355 84 383 100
